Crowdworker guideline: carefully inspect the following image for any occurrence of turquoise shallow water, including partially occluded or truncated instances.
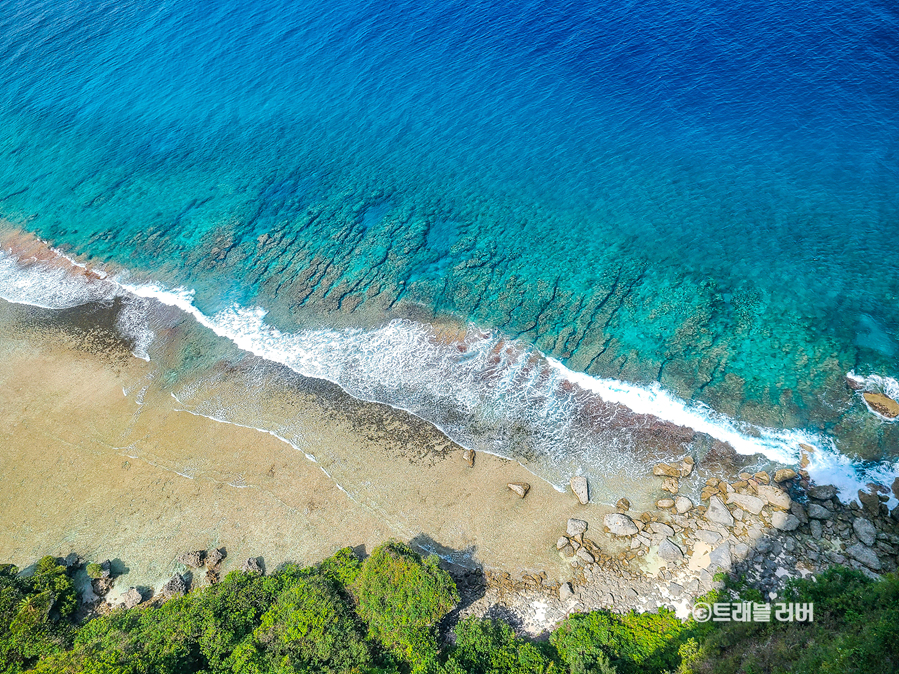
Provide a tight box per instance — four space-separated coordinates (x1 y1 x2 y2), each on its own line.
0 0 898 459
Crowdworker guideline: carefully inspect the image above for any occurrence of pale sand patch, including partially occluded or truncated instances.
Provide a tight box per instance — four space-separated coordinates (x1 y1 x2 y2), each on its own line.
0 301 603 594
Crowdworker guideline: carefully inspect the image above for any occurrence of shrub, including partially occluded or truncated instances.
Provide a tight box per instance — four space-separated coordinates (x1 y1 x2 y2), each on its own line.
320 547 364 588
84 564 103 581
446 617 551 674
352 542 458 664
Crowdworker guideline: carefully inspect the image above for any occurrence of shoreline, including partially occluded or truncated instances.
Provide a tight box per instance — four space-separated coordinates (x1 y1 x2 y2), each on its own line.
2 296 898 638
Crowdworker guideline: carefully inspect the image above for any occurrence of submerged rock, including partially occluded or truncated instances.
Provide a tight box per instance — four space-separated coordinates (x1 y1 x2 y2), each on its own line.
570 476 589 505
661 477 679 494
604 513 639 536
616 497 631 512
656 498 675 509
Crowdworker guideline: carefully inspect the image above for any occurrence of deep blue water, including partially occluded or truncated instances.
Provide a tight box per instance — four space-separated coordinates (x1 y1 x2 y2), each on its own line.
1 0 898 456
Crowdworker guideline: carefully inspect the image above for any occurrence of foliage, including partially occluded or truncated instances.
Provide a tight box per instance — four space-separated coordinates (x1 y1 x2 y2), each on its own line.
446 617 552 674
0 548 895 674
84 565 103 581
352 542 459 664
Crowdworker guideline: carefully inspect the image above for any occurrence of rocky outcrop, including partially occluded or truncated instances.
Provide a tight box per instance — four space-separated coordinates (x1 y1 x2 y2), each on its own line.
570 476 589 505
162 573 187 597
176 551 206 568
863 392 899 418
241 557 263 574
120 588 143 609
206 547 226 568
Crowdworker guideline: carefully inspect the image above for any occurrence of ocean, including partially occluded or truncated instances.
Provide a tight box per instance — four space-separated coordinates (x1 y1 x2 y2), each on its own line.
1 0 897 499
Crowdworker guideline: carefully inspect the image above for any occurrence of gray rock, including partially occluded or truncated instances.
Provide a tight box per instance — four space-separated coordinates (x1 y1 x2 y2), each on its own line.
567 518 588 537
810 519 823 539
650 522 675 537
561 544 576 558
733 543 750 559
790 501 809 524
694 529 722 545
846 543 881 571
241 557 263 574
570 476 589 505
771 511 800 531
709 543 732 572
604 513 639 536
705 496 735 527
675 496 694 514
559 582 574 601
120 588 142 609
176 551 206 568
162 573 187 597
853 518 877 547
808 485 838 500
807 503 832 519
206 547 226 568
756 485 791 510
669 582 683 597
726 493 765 515
577 548 596 564
658 538 684 562
557 536 570 550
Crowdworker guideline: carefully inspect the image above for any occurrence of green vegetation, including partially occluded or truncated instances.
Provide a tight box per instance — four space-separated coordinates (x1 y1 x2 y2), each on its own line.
0 545 896 674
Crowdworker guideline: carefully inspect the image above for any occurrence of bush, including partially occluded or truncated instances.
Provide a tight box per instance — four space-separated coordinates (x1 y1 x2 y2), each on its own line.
84 564 103 581
446 617 551 674
353 542 458 664
319 547 364 588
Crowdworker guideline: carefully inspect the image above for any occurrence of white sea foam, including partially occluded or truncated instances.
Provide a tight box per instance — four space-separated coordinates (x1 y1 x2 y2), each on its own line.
0 241 896 503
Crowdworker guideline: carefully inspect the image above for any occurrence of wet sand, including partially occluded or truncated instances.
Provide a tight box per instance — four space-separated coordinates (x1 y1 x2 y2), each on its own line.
0 299 609 597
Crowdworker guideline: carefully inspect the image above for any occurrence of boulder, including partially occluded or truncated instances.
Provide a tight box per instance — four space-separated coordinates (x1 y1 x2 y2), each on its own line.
893 476 899 500
653 463 681 478
858 489 882 516
807 503 832 519
705 496 734 527
577 548 596 564
774 468 798 483
561 544 576 558
694 529 722 545
675 496 694 514
616 497 631 512
570 476 589 505
771 511 800 531
790 501 809 524
656 498 675 509
176 551 206 568
658 538 684 562
708 543 732 572
726 493 765 515
241 557 263 574
557 536 570 550
853 518 877 547
650 522 675 537
120 588 142 609
604 513 639 536
507 482 530 498
810 519 823 539
559 582 574 601
846 543 882 571
566 518 588 537
807 485 838 500
206 547 226 568
162 573 187 597
863 392 899 419
756 485 791 510
680 456 695 477
661 477 679 494
462 448 475 467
